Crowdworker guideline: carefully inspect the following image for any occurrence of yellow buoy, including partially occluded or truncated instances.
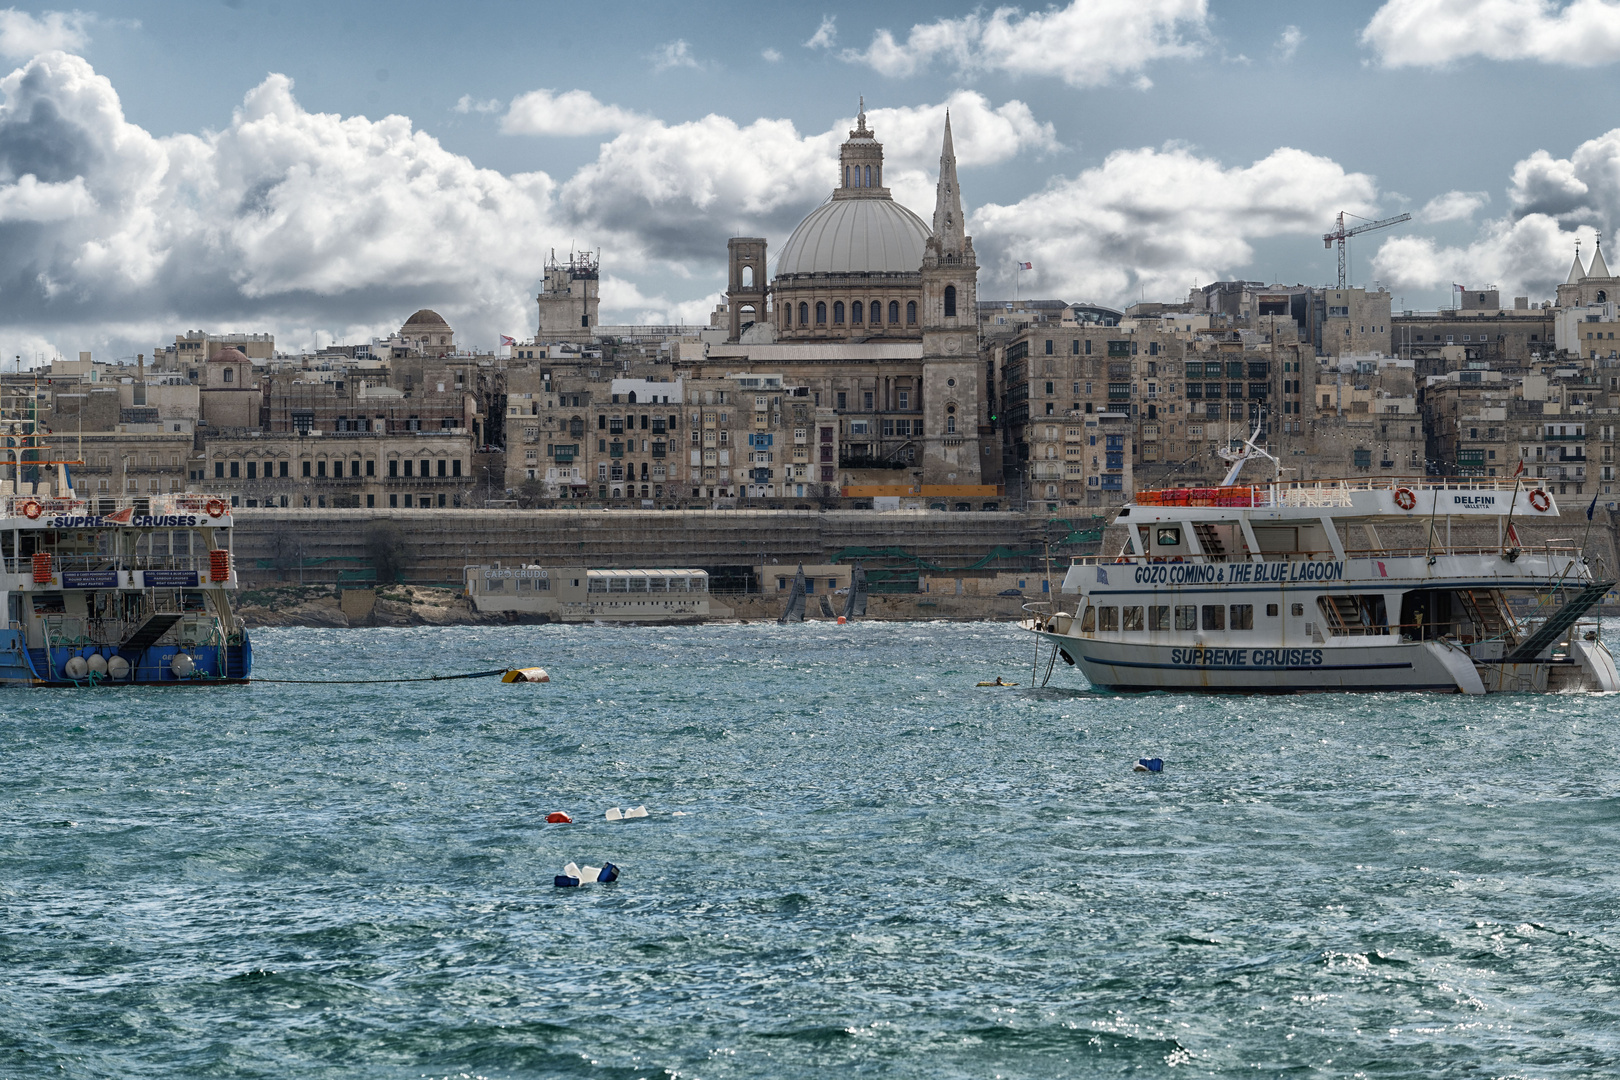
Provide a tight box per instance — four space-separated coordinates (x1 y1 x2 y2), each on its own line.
502 667 550 683
975 679 1018 687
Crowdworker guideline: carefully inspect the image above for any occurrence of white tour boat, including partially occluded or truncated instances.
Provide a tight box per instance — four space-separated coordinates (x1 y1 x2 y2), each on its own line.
1025 431 1618 694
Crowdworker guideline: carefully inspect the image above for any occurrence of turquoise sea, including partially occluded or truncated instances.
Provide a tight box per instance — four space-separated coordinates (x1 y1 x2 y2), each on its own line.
3 621 1620 1078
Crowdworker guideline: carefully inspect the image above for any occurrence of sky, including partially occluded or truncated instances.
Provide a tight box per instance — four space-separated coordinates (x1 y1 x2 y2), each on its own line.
5 0 1620 364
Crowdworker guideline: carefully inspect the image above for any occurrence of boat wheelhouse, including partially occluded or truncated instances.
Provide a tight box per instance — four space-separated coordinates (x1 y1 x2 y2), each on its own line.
1026 435 1617 694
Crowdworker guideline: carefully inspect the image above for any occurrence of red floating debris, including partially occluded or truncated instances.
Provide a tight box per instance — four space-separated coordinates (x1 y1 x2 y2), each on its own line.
546 811 573 824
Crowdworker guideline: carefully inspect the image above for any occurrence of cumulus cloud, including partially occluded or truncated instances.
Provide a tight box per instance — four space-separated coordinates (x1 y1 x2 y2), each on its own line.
0 52 555 355
1362 0 1620 67
761 47 782 62
969 143 1378 304
1275 25 1303 60
599 274 723 326
0 7 89 59
1419 189 1489 221
500 88 644 136
554 89 1058 270
1372 127 1620 297
452 94 500 115
846 0 1209 88
652 39 700 72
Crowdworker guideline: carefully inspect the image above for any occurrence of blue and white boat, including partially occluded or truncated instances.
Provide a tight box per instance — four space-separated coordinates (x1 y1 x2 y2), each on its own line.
1026 428 1618 695
2 463 251 687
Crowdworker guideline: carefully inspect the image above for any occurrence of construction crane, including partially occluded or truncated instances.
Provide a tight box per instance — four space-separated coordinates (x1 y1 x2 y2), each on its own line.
1323 211 1411 289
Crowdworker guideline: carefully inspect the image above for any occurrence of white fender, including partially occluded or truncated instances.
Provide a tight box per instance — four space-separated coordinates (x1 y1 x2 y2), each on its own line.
1425 642 1485 694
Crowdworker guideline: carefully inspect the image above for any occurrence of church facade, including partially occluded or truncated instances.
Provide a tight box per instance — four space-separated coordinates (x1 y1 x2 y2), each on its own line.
706 106 988 489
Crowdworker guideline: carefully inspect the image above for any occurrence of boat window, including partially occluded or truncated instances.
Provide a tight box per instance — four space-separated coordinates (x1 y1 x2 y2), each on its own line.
1148 605 1170 631
1201 605 1225 631
1123 606 1144 631
1317 594 1390 636
1098 607 1119 631
1266 604 1279 617
1080 606 1096 632
1155 527 1181 547
1291 603 1304 616
1175 605 1197 631
1229 604 1253 630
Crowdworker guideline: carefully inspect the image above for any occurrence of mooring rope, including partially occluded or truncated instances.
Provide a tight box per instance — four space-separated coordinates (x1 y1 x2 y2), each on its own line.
246 668 512 685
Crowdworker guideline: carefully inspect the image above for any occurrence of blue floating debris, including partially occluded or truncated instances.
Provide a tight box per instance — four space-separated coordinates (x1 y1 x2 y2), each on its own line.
554 875 581 888
597 862 620 883
1135 757 1164 773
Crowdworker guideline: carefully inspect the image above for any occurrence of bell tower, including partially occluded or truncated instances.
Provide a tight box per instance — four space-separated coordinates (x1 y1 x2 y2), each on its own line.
726 237 768 343
919 113 982 486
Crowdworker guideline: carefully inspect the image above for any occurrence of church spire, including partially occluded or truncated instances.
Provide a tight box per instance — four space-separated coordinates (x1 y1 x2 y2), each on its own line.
931 111 964 251
1591 234 1610 278
1567 239 1586 285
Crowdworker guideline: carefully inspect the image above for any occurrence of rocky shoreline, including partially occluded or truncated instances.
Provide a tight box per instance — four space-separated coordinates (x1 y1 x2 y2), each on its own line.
234 584 1028 628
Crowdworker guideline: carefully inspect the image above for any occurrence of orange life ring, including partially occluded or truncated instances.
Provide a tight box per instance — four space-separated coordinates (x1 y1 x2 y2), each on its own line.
205 498 227 518
20 499 41 519
1528 488 1551 512
1393 487 1417 511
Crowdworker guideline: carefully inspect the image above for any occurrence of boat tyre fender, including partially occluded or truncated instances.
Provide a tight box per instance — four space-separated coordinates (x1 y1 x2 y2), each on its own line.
205 498 227 518
1528 488 1551 512
20 499 41 519
1394 487 1417 511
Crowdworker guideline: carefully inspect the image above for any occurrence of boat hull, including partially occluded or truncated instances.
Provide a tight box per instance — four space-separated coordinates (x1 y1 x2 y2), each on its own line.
1039 632 1485 694
0 627 253 687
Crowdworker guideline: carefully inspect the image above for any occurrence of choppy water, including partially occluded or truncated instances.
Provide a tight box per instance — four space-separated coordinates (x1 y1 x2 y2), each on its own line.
4 621 1620 1078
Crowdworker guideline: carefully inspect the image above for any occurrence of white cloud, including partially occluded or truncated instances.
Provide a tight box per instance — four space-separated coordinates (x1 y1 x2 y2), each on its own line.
761 47 782 63
969 143 1378 304
0 7 89 59
1373 124 1620 298
1419 189 1489 222
1371 215 1592 295
452 94 500 115
652 39 700 72
846 0 1209 88
556 90 1059 270
500 88 644 136
0 52 556 352
1362 0 1620 68
1275 24 1303 60
805 15 837 49
599 274 722 325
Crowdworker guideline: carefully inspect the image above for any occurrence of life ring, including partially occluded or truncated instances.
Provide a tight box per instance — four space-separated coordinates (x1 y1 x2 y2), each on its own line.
20 499 41 519
1528 489 1551 513
205 498 227 518
1393 487 1417 511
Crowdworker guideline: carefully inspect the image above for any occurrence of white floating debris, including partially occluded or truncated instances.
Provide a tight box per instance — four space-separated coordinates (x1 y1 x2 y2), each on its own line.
605 804 649 821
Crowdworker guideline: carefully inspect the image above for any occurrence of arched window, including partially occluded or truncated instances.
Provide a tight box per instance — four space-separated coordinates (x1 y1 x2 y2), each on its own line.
844 166 850 188
906 301 917 325
889 301 900 324
947 415 957 434
628 391 637 403
833 301 845 324
742 265 754 288
865 165 872 187
799 302 810 325
944 285 957 318
1601 290 1609 303
852 301 863 324
816 301 827 325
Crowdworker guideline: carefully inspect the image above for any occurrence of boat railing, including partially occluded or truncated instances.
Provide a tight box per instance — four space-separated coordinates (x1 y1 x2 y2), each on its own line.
2 554 215 575
3 492 235 519
1069 545 1584 567
1133 476 1555 511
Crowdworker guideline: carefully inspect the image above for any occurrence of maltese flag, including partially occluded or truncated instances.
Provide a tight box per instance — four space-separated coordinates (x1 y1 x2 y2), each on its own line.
500 335 516 346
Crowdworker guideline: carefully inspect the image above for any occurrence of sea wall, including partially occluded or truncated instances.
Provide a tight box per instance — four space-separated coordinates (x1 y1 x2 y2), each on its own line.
227 508 1061 587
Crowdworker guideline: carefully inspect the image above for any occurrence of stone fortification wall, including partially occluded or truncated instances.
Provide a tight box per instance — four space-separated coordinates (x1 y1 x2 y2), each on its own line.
228 509 1045 587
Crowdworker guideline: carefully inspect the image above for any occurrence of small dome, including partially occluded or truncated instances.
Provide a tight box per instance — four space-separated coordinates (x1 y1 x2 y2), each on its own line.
210 347 249 363
404 308 449 327
776 197 929 277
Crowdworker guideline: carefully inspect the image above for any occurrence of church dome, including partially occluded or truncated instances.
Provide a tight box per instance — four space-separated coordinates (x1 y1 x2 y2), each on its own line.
775 197 930 277
404 308 448 327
